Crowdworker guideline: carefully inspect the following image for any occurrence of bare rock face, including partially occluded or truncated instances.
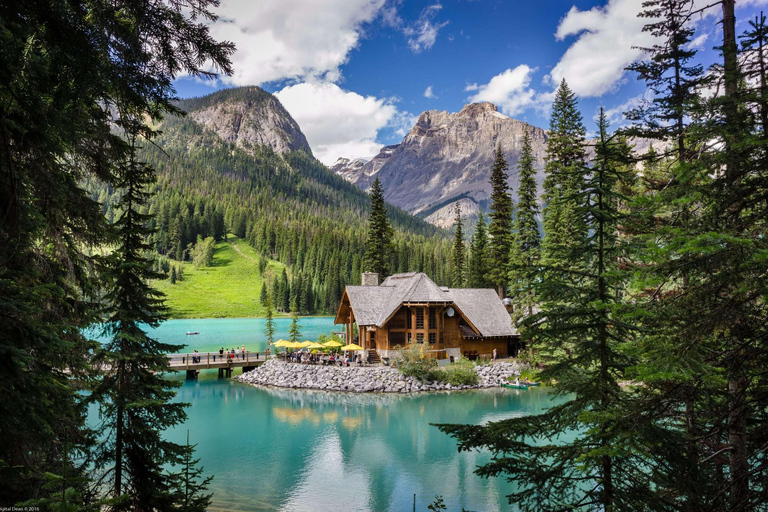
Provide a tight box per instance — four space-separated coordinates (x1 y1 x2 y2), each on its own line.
184 87 312 156
333 102 548 223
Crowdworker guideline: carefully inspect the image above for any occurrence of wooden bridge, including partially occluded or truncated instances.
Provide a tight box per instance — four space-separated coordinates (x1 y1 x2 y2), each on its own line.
166 351 270 378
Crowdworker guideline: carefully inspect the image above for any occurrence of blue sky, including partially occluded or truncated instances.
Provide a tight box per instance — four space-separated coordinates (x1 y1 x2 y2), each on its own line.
174 0 767 165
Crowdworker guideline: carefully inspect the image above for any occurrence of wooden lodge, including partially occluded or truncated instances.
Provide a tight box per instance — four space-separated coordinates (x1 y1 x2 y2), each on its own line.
334 272 519 362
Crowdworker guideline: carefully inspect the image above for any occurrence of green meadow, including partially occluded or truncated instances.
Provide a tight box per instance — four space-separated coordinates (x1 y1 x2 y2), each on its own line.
153 236 286 319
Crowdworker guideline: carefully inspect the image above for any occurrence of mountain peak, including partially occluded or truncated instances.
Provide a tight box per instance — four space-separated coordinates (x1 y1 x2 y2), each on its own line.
176 86 312 156
459 102 501 116
334 103 548 225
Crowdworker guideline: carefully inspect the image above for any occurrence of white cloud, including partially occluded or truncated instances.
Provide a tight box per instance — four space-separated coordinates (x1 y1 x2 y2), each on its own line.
275 82 404 165
548 0 655 97
424 85 436 98
404 4 449 53
209 0 388 86
601 89 653 126
389 110 418 137
687 32 709 50
465 65 541 116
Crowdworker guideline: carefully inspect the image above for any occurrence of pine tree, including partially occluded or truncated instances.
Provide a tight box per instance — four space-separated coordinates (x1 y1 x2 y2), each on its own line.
288 310 302 343
93 129 188 510
468 212 489 288
486 145 514 296
541 79 587 273
741 13 768 137
170 267 177 284
259 283 268 306
263 294 275 346
626 0 705 161
438 110 647 511
0 0 231 502
172 431 213 512
364 177 394 278
509 130 540 319
451 202 465 287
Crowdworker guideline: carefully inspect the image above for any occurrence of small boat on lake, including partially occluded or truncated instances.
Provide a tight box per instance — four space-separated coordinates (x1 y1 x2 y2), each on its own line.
501 382 529 390
186 331 200 336
524 381 541 386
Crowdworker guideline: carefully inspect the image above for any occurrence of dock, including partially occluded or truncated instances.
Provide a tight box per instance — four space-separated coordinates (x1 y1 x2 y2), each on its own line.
166 351 269 379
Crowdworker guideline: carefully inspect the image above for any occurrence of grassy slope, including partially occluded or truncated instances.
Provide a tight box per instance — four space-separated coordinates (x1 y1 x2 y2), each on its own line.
153 236 286 319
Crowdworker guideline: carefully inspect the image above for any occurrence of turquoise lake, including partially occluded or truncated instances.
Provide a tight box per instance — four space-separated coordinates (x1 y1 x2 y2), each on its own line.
93 316 340 355
98 318 560 511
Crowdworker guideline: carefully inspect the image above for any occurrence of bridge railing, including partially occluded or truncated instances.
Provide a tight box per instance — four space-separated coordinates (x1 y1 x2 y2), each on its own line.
166 351 272 369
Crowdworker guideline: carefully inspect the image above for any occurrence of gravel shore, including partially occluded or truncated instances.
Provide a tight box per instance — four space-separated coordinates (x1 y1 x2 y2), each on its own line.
236 358 526 393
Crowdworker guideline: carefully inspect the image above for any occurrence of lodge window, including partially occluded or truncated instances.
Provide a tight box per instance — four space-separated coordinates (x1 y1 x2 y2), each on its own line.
406 309 412 329
416 308 424 329
429 332 436 344
417 333 424 343
429 307 436 328
407 332 412 343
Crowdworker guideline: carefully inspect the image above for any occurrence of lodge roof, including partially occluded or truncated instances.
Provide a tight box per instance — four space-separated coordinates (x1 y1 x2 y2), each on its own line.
339 273 516 338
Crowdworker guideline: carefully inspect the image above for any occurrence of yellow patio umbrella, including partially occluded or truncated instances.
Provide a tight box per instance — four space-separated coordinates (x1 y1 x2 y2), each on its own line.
274 340 290 347
297 340 313 348
305 342 325 349
323 340 343 348
287 341 304 349
342 343 364 351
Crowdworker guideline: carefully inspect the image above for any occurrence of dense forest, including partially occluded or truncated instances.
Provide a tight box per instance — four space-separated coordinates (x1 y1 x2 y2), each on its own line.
439 1 768 511
88 88 453 315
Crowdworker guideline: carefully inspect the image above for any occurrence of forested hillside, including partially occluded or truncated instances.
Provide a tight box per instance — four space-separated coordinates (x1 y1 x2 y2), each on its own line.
89 87 452 316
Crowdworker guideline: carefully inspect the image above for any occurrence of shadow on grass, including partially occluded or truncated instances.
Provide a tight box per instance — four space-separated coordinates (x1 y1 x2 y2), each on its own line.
211 254 233 267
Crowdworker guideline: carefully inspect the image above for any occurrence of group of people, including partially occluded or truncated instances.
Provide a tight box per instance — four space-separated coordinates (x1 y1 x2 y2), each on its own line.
287 350 361 366
218 345 247 361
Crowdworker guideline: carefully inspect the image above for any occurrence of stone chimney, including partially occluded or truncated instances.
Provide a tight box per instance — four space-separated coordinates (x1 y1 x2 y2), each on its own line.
361 272 379 286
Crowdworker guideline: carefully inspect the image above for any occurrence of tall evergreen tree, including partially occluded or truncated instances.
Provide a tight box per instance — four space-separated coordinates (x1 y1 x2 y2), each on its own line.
0 0 232 505
438 110 646 511
509 130 541 319
451 202 465 287
288 310 302 343
541 79 587 272
263 294 275 347
468 212 489 288
364 177 394 278
486 145 514 296
626 0 705 161
741 13 768 137
93 130 188 510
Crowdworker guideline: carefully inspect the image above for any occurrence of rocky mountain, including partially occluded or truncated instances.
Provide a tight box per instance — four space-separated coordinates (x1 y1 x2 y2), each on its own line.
332 102 548 228
177 86 312 155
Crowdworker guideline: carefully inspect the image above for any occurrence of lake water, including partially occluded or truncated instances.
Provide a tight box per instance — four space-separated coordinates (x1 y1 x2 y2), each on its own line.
94 318 561 511
91 317 339 354
168 375 556 512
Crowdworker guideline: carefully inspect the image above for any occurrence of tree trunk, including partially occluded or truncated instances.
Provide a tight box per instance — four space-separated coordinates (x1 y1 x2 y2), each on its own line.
729 370 749 511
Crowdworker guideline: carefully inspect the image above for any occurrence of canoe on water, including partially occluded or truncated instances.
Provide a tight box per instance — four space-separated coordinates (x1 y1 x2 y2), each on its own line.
525 381 541 386
501 383 529 390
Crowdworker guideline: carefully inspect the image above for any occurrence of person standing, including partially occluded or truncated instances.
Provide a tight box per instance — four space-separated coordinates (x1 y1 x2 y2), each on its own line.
493 348 497 361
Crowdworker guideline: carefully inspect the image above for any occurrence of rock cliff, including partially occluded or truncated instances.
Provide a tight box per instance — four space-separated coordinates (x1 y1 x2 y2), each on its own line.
179 86 312 155
333 102 548 223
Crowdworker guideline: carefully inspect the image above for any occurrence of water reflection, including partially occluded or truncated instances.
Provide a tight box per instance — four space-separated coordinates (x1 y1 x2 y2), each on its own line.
167 379 562 512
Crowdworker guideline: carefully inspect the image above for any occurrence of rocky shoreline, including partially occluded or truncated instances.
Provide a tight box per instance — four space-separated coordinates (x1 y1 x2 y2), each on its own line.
237 358 526 393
